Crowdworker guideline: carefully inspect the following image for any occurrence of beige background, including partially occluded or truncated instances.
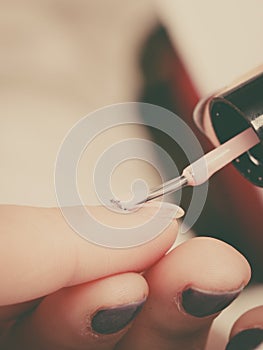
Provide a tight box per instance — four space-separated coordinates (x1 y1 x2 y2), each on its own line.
1 1 263 349
0 0 158 206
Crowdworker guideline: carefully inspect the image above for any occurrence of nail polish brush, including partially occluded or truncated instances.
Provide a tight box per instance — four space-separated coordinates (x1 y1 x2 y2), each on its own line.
123 127 259 209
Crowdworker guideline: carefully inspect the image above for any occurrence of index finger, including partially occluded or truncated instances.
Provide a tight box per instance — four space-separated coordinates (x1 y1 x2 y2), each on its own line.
0 203 179 305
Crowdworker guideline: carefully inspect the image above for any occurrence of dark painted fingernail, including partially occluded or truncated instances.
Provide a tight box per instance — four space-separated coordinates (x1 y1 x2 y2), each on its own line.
180 287 241 317
91 299 146 334
225 328 263 350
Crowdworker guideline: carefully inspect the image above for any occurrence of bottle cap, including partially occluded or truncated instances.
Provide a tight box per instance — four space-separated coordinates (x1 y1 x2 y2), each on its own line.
194 68 263 186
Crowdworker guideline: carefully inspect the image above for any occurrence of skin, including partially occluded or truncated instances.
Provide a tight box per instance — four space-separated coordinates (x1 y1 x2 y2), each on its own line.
0 204 260 350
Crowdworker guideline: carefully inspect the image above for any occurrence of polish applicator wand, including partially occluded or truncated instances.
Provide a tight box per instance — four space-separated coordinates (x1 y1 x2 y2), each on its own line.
112 71 263 211
131 71 263 209
133 127 260 207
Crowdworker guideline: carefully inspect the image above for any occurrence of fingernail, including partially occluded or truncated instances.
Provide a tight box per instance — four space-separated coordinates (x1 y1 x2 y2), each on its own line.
180 287 242 317
109 199 184 219
225 328 263 350
142 201 185 219
91 299 146 334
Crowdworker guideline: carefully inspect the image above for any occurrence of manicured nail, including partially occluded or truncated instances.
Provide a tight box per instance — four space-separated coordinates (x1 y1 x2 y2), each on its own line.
91 299 146 334
180 287 241 317
142 201 185 219
225 328 263 350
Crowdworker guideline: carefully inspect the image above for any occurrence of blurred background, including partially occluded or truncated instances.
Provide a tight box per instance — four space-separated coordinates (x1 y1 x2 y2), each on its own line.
0 0 158 206
1 1 263 347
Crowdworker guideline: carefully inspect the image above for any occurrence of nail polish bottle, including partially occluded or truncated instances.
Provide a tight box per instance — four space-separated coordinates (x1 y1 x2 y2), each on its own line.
194 67 263 186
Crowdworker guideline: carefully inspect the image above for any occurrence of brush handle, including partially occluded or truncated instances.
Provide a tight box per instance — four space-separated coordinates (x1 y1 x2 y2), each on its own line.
183 128 259 186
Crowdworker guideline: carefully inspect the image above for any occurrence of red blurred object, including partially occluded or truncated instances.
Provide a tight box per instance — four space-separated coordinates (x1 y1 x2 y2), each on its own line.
169 40 263 281
139 26 263 280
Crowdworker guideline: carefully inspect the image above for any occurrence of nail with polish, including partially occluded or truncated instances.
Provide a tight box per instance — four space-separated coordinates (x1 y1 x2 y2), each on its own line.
225 328 263 350
91 299 146 334
180 287 241 318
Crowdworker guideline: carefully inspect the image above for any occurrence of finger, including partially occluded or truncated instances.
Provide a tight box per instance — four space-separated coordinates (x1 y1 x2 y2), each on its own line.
0 299 41 322
0 202 180 305
0 299 42 347
4 273 148 350
116 237 251 350
225 306 263 349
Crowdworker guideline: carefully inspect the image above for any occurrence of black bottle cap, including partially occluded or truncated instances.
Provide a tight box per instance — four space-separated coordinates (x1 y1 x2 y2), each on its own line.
209 73 263 187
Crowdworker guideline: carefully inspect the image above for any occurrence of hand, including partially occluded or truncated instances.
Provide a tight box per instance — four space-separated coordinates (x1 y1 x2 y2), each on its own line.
0 204 260 350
